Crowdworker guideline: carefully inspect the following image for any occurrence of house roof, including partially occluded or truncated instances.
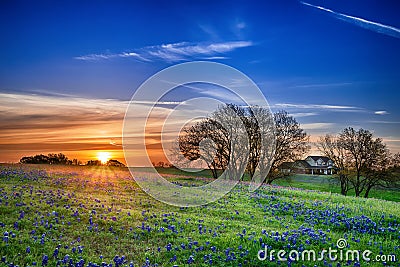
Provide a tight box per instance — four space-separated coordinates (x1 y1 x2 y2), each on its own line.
278 156 336 170
278 162 294 169
307 156 331 162
294 160 311 168
294 159 335 169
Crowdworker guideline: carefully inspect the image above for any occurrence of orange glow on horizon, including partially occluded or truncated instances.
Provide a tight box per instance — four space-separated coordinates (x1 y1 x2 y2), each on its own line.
97 151 111 164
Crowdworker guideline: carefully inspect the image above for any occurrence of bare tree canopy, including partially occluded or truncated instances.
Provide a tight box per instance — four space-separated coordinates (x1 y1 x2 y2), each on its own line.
319 127 400 198
177 105 309 184
177 104 251 180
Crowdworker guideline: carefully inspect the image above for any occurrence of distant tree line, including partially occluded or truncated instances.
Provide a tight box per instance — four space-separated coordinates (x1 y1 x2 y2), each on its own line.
152 161 174 168
87 159 125 167
20 153 75 165
19 153 125 167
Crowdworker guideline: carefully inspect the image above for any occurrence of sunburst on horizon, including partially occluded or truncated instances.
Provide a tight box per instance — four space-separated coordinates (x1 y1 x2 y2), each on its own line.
97 151 111 164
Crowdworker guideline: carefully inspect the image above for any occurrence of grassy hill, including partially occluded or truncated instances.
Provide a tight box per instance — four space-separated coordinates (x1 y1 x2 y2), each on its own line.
0 164 399 266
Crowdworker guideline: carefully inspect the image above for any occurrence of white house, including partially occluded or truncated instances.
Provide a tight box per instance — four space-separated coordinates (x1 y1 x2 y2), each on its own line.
304 156 335 175
279 156 336 175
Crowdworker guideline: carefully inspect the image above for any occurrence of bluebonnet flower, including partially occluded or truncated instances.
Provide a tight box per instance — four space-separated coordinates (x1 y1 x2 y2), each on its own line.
41 254 48 266
187 255 195 264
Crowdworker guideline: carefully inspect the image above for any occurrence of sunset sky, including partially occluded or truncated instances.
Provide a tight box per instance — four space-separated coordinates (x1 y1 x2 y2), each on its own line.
1 1 399 165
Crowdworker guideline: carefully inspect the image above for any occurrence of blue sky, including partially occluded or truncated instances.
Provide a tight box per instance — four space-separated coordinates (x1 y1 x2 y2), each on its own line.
0 0 399 162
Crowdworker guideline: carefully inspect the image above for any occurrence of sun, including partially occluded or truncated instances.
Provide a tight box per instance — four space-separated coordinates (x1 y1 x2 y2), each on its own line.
97 151 111 164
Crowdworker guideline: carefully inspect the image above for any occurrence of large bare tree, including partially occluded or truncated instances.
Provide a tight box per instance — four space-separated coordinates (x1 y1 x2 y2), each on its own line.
178 105 309 184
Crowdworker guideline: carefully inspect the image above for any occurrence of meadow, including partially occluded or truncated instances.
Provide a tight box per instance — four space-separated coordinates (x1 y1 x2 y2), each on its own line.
0 164 399 267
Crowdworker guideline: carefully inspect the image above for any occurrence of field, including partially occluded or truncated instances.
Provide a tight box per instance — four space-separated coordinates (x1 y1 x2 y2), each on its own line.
0 164 399 267
149 168 400 203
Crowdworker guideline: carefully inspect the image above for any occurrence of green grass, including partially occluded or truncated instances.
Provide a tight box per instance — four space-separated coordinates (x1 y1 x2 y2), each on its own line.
272 174 400 202
150 167 400 203
142 166 224 180
0 164 399 266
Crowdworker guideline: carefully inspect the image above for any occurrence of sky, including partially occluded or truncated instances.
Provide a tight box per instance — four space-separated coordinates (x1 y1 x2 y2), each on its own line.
0 0 399 165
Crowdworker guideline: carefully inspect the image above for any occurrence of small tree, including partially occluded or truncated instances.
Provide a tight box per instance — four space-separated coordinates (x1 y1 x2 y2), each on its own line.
72 159 82 165
320 128 397 198
106 159 126 167
335 127 394 197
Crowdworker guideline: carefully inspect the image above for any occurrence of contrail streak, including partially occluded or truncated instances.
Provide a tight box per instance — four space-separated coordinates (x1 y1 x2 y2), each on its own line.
301 1 400 39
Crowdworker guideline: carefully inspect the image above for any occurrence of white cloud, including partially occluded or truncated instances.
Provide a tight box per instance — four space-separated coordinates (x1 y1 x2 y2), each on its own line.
301 123 335 130
290 82 353 88
374 110 389 115
75 41 253 62
301 1 400 39
273 103 360 111
74 54 118 61
291 112 318 118
201 56 229 60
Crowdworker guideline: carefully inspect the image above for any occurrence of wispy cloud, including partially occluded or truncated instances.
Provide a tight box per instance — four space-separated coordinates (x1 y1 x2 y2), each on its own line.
301 1 400 39
75 41 253 62
74 52 148 61
0 92 187 164
291 112 318 118
301 122 335 130
273 103 361 111
198 24 220 40
374 110 389 115
232 19 247 39
289 82 353 89
201 56 230 60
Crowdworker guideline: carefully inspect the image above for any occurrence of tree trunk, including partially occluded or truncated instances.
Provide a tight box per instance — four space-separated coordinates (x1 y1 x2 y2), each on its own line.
355 189 360 197
247 169 255 181
364 185 373 198
354 171 362 197
354 182 361 197
340 186 347 196
339 174 348 196
209 165 218 179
